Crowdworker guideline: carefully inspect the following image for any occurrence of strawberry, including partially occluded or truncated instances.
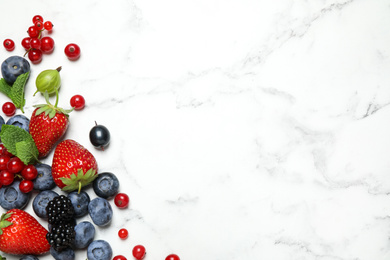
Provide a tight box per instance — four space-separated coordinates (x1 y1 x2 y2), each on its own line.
0 209 50 255
52 139 98 192
29 91 73 158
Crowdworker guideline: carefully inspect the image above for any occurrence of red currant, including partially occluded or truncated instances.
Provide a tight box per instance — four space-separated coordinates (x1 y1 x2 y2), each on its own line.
21 165 38 180
165 254 180 260
7 157 24 174
0 155 11 170
3 39 15 51
28 49 43 64
132 245 146 260
70 95 85 110
27 26 39 38
30 38 41 49
32 15 44 23
114 193 129 208
64 43 81 60
2 102 16 116
43 21 53 31
34 20 44 31
19 179 34 193
113 256 127 260
0 145 6 156
40 36 55 54
0 170 14 186
21 37 31 50
118 228 128 239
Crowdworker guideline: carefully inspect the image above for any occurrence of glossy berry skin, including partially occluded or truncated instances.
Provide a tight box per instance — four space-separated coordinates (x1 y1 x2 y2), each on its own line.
87 240 112 260
0 155 10 170
0 170 14 186
32 15 44 23
21 165 38 180
165 254 180 260
33 163 55 191
21 37 31 50
19 180 34 193
20 255 39 260
64 43 81 60
74 221 95 249
3 39 15 51
89 124 110 149
2 102 16 116
30 38 41 50
1 56 30 85
27 26 39 38
29 107 70 158
113 255 127 260
28 49 43 64
50 247 75 260
118 228 128 239
32 190 59 218
70 94 85 110
132 245 146 260
92 172 119 199
114 193 129 208
34 20 44 31
7 156 24 174
40 36 55 54
0 180 31 210
43 21 53 31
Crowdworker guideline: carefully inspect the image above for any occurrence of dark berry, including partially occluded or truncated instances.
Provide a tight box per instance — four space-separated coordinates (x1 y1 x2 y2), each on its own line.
46 195 75 225
89 124 110 150
46 222 76 252
93 172 119 199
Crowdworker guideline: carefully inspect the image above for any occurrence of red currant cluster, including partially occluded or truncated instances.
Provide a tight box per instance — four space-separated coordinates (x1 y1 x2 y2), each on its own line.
2 14 81 63
21 15 55 64
0 144 38 193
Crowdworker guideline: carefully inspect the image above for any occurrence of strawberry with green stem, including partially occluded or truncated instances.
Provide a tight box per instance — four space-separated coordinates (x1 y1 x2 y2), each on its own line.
52 139 98 193
29 90 73 158
0 209 50 255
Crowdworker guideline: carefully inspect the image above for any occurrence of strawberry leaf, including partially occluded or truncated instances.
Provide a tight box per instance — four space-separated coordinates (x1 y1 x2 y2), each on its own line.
0 125 39 165
60 168 98 193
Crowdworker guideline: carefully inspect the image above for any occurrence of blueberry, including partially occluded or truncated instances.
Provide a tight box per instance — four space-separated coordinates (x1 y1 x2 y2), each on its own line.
88 197 113 226
89 124 110 149
20 255 39 260
0 180 31 210
93 172 119 199
0 115 5 132
33 190 59 218
6 114 30 133
68 191 90 218
33 163 55 190
1 56 30 85
50 247 75 260
87 240 112 260
74 221 95 249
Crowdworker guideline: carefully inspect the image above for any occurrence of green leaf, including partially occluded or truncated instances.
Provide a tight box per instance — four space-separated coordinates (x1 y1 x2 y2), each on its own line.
0 125 39 165
0 79 11 97
15 140 39 165
9 72 29 113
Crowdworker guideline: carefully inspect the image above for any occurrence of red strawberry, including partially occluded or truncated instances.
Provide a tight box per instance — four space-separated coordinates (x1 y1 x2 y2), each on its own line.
29 91 73 158
0 209 50 255
52 139 98 192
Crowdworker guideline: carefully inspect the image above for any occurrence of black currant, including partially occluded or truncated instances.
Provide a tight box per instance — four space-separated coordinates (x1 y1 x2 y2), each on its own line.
89 123 110 150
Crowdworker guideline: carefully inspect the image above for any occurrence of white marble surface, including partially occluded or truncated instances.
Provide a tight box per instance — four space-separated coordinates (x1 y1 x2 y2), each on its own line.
1 0 390 259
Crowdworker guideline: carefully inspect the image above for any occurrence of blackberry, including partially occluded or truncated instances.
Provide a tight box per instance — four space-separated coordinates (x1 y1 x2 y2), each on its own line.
46 222 76 252
46 195 75 225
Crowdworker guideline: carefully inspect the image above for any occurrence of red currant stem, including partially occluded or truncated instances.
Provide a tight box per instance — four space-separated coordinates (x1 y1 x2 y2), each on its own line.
23 48 31 57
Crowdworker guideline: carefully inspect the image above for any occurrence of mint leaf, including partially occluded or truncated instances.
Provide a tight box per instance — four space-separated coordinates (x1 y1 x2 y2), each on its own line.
15 140 39 165
0 78 11 97
9 72 29 113
0 125 39 165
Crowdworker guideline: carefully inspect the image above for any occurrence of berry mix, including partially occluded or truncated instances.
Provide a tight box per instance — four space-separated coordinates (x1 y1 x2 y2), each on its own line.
0 15 180 260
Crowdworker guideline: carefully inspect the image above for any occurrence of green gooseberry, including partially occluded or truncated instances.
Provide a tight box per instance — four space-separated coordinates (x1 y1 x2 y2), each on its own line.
34 66 62 96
